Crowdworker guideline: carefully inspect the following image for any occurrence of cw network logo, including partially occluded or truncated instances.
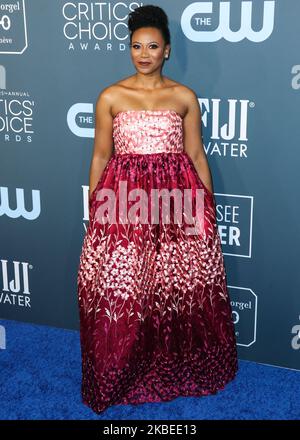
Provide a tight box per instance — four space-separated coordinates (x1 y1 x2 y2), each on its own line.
181 1 275 43
67 103 94 138
0 187 41 220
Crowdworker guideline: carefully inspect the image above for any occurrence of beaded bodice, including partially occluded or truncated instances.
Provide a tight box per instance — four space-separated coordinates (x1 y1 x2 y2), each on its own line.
113 110 184 155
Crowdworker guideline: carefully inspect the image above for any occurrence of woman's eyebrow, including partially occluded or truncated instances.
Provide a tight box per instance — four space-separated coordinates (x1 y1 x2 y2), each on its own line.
131 41 159 44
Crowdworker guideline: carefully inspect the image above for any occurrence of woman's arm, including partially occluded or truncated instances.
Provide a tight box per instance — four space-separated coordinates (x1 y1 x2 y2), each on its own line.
182 88 214 195
89 88 114 200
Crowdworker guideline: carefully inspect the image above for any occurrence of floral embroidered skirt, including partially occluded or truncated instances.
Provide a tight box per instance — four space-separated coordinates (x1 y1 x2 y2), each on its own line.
77 151 238 414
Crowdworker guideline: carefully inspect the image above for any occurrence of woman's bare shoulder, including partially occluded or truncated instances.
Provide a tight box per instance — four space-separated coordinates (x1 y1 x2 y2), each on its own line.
170 80 198 98
164 79 199 109
163 77 191 91
94 78 133 112
108 75 136 90
176 83 200 110
96 79 128 98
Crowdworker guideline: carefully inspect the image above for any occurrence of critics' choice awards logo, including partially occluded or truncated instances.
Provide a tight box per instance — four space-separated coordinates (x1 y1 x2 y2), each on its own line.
0 259 32 309
67 99 255 159
0 65 35 143
229 286 257 347
62 1 143 51
181 1 275 42
215 194 253 258
0 187 41 220
0 0 28 54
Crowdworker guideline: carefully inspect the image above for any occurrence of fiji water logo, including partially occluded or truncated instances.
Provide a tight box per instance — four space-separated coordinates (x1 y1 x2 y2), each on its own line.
199 98 255 158
0 259 32 308
291 317 300 350
181 1 275 43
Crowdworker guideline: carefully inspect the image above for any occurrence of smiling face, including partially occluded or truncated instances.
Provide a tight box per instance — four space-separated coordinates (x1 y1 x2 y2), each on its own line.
130 26 170 74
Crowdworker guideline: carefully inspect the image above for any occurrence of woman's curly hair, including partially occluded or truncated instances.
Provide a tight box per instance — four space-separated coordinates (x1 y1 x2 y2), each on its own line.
128 5 171 46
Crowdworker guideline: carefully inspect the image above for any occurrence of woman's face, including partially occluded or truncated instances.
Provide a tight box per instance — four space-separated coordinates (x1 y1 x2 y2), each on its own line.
130 27 169 74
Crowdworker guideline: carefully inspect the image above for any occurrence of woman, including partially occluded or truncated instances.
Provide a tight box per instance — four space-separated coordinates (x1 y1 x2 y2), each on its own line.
77 4 238 414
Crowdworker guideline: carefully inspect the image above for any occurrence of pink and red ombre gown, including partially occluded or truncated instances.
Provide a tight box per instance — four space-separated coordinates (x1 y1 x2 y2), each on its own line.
77 109 238 414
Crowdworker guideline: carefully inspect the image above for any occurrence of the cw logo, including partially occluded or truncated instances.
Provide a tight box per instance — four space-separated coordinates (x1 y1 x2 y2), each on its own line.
181 1 275 42
67 103 94 138
0 187 41 220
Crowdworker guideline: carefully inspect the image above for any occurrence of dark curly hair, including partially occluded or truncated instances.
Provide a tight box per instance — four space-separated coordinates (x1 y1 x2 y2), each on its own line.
128 5 171 46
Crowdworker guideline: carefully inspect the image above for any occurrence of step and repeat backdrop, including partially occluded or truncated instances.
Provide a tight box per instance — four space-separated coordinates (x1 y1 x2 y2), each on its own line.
0 1 299 370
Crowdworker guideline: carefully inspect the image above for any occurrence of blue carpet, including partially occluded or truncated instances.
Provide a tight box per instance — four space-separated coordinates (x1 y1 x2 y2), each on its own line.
0 318 299 420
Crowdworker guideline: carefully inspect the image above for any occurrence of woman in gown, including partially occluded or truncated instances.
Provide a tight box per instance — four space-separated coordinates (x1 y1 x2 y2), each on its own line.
77 5 238 414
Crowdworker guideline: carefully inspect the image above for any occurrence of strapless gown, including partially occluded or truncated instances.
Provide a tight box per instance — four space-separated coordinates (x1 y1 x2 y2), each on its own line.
77 109 238 414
